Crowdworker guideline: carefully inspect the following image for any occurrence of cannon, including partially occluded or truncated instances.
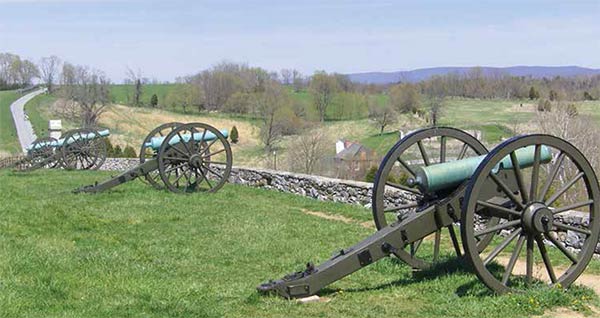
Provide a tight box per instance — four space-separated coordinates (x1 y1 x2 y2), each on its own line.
75 122 233 194
15 128 109 171
258 127 600 297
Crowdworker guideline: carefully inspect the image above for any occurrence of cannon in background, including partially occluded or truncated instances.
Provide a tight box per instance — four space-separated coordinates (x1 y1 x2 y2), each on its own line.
75 122 232 194
15 128 109 171
258 127 600 297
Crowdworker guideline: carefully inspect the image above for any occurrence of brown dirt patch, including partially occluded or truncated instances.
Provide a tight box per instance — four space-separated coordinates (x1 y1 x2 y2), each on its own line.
301 209 374 229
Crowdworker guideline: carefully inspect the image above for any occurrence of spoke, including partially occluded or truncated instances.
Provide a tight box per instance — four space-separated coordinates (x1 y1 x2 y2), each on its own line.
433 230 441 261
385 181 421 195
384 202 419 213
171 168 188 185
397 158 416 177
416 140 430 166
169 144 190 158
477 200 522 217
162 156 186 162
447 225 462 257
490 173 525 210
457 143 469 160
200 139 218 156
539 152 565 201
440 136 446 163
544 233 578 263
474 220 521 237
502 234 525 285
553 200 594 214
483 228 522 265
530 145 541 200
509 151 528 203
545 172 584 206
201 164 224 180
163 162 187 174
176 132 192 154
554 222 592 235
526 235 535 285
198 167 214 189
535 235 557 283
201 147 226 158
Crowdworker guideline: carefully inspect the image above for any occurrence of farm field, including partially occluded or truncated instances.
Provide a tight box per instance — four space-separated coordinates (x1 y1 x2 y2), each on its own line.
19 88 600 171
0 90 21 155
1 169 600 318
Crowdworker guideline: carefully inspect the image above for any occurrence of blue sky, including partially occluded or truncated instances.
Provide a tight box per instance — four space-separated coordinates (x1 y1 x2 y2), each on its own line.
1 0 599 82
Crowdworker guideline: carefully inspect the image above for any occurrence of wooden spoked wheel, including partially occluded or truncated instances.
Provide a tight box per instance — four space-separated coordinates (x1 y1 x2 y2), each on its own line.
462 135 600 293
60 128 107 170
17 137 58 171
139 122 183 189
157 123 232 193
372 127 495 269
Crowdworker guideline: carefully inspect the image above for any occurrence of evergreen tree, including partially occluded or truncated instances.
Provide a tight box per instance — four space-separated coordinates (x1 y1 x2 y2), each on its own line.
230 126 239 143
528 87 539 100
113 145 123 157
150 94 158 107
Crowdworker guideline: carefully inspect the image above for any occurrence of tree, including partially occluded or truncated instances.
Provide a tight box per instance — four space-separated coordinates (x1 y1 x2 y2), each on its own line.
292 69 304 92
60 63 111 127
255 81 290 150
584 91 596 101
113 145 123 157
549 89 558 101
428 97 444 126
164 84 203 113
528 86 540 100
230 126 239 143
280 69 292 85
309 71 339 121
126 67 143 106
389 84 421 113
39 56 61 93
287 129 330 175
368 100 397 135
150 94 158 107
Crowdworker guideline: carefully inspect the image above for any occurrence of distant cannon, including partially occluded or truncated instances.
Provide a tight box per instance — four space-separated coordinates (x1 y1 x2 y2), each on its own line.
75 122 233 194
15 128 109 171
259 127 600 297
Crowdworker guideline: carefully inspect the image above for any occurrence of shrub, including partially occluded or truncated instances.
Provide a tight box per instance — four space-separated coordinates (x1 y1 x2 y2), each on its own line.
150 94 158 107
230 126 239 143
537 99 552 112
113 145 123 157
365 166 378 182
123 145 137 158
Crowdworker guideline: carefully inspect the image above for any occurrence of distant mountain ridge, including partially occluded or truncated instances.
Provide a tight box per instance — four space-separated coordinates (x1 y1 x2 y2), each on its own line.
346 66 600 84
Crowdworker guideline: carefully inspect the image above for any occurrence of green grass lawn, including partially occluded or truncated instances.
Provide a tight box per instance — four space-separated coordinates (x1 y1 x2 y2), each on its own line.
1 169 598 317
0 90 21 154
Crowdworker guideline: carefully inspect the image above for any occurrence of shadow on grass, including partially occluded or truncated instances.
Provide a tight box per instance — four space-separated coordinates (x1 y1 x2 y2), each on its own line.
315 256 496 297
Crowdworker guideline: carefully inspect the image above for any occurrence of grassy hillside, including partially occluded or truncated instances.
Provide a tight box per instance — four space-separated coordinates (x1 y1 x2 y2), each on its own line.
0 90 21 155
24 94 60 138
1 169 598 317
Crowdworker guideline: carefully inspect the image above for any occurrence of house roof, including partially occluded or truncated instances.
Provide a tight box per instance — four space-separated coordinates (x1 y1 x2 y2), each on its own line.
335 143 374 160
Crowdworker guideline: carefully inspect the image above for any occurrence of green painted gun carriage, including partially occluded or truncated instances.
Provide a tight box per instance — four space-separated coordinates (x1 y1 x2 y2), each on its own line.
15 128 109 171
259 127 600 297
75 122 233 194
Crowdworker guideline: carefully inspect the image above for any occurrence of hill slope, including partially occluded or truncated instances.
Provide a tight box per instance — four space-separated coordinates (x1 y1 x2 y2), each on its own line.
348 66 600 84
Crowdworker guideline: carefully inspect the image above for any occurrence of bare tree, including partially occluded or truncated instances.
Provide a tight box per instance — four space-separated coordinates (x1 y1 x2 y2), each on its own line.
292 69 303 92
309 71 339 122
287 128 330 175
39 56 61 93
126 67 143 106
280 69 292 85
389 83 421 113
60 63 111 127
428 97 444 126
368 100 397 135
255 81 290 150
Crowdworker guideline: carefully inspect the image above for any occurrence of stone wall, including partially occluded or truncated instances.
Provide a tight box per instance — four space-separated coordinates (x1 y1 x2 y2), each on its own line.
100 158 597 256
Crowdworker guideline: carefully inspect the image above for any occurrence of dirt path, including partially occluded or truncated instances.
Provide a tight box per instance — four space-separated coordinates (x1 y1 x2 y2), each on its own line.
10 88 46 152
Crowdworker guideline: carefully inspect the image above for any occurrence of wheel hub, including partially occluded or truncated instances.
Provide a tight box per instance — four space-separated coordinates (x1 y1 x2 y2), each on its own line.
189 154 203 168
522 202 553 234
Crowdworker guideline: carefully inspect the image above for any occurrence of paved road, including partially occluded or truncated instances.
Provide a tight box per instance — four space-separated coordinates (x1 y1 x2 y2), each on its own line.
10 88 47 153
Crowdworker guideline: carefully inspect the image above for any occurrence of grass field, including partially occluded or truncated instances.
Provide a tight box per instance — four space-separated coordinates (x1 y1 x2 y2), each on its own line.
24 93 60 138
1 169 599 317
0 90 21 155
